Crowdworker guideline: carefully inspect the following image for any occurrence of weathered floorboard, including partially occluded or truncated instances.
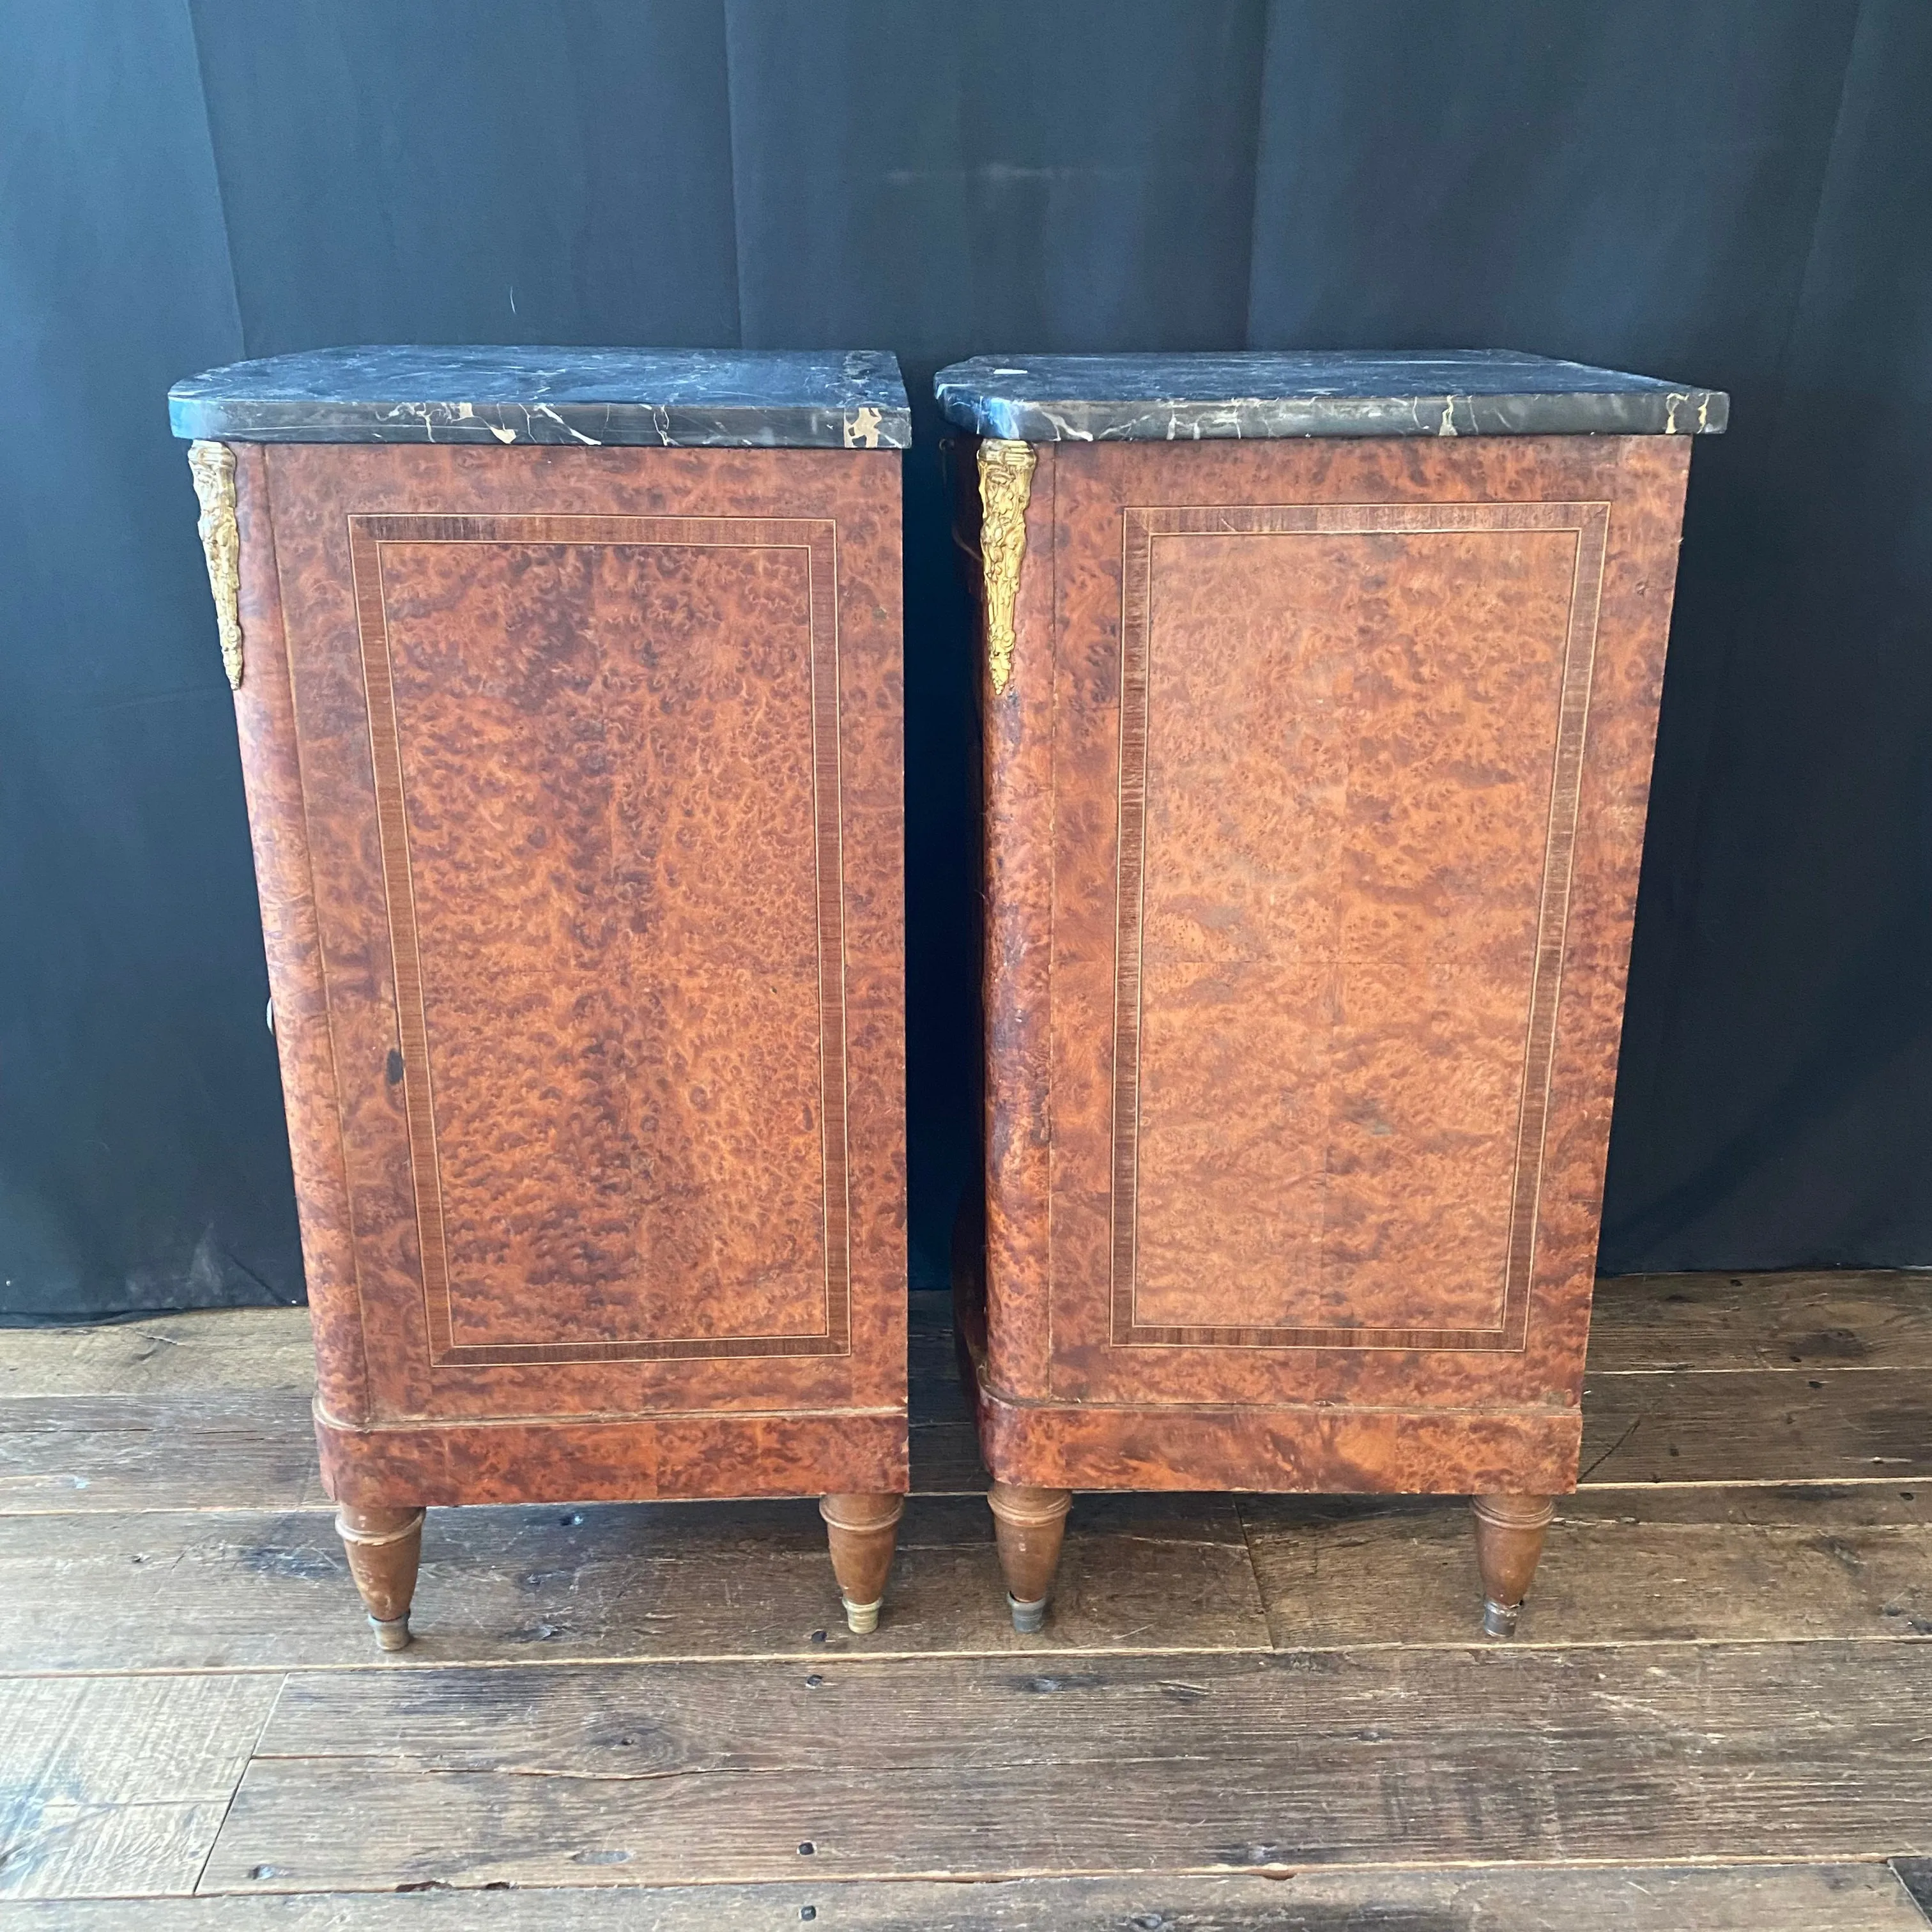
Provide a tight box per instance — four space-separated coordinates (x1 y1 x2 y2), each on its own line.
8 1285 1932 1511
6 1276 1922 1392
0 1675 283 1899
1590 1272 1932 1372
0 1310 314 1400
0 1493 1266 1673
196 1643 1932 1891
4 1279 1932 1921
922 1368 1932 1496
11 1482 1932 1675
911 1420 988 1494
0 1395 324 1514
1579 1370 1932 1485
1243 1484 1932 1648
9 1371 1924 1514
0 1864 1926 1927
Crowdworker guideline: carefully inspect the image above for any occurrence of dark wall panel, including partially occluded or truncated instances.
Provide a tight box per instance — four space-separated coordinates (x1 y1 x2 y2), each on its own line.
1600 0 1932 1267
721 1 1268 355
3 1 1930 1315
0 0 293 1314
188 0 742 352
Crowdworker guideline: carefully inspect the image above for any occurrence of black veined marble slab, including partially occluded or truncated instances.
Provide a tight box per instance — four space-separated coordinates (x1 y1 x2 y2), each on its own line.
171 345 910 449
934 349 1727 441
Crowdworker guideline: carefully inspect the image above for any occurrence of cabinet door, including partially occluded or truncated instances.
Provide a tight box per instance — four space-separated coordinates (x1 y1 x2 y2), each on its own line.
249 444 903 1433
1028 436 1686 1418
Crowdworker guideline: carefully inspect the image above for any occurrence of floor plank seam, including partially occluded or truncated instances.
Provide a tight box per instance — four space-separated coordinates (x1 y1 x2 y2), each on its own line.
1578 1475 1929 1489
155 1850 1932 1899
1231 1492 1274 1650
9 1630 1932 1686
1588 1364 1932 1375
186 1671 286 1897
5 1466 1928 1524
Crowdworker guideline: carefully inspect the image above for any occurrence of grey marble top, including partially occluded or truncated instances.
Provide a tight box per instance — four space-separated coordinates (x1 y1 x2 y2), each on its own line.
933 351 1728 441
169 346 910 448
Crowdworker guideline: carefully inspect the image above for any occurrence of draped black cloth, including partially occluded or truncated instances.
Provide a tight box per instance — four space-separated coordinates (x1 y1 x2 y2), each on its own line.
3 1 1928 1314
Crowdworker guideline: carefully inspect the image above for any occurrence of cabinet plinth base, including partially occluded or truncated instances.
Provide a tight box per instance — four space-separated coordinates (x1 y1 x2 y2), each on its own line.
965 1370 1579 1499
315 1404 907 1509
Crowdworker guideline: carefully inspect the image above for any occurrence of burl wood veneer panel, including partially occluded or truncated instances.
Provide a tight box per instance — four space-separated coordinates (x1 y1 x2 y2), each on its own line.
1122 508 1602 1344
981 435 1690 1482
357 521 843 1363
231 445 904 1498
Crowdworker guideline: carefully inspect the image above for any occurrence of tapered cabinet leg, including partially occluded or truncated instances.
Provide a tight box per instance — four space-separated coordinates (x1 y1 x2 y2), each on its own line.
1471 1494 1555 1637
820 1493 904 1634
335 1503 425 1652
988 1482 1072 1633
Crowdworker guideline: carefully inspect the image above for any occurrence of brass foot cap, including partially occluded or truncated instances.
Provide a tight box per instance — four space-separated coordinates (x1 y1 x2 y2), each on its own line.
843 1598 881 1636
371 1614 411 1652
1482 1598 1521 1639
1008 1593 1048 1634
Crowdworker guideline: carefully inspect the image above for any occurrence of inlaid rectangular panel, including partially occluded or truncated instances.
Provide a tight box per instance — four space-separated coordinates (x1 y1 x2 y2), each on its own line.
1111 502 1609 1354
346 514 850 1368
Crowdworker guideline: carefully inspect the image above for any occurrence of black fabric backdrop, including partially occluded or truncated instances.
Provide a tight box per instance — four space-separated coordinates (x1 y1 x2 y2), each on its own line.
3 1 1929 1317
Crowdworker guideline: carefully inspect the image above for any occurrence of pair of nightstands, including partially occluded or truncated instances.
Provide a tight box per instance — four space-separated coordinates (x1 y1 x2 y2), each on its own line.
170 346 1722 1646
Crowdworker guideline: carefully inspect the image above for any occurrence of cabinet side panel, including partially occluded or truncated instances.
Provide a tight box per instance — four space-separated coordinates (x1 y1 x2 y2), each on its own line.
264 444 904 1434
981 443 1058 1402
230 443 364 1422
1036 435 1689 1431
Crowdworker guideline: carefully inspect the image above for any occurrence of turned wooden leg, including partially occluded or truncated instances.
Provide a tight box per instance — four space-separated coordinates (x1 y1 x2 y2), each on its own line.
820 1493 904 1634
988 1482 1072 1633
335 1503 424 1652
1471 1494 1555 1638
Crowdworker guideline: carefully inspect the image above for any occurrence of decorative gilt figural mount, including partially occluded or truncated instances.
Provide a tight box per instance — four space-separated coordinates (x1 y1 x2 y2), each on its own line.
977 438 1036 696
187 440 243 690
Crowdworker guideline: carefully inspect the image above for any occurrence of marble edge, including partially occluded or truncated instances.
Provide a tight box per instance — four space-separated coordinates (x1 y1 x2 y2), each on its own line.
167 394 912 450
932 385 1729 442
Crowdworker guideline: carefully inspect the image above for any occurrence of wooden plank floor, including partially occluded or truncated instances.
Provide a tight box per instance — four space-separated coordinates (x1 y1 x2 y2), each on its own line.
1 1271 1929 1927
